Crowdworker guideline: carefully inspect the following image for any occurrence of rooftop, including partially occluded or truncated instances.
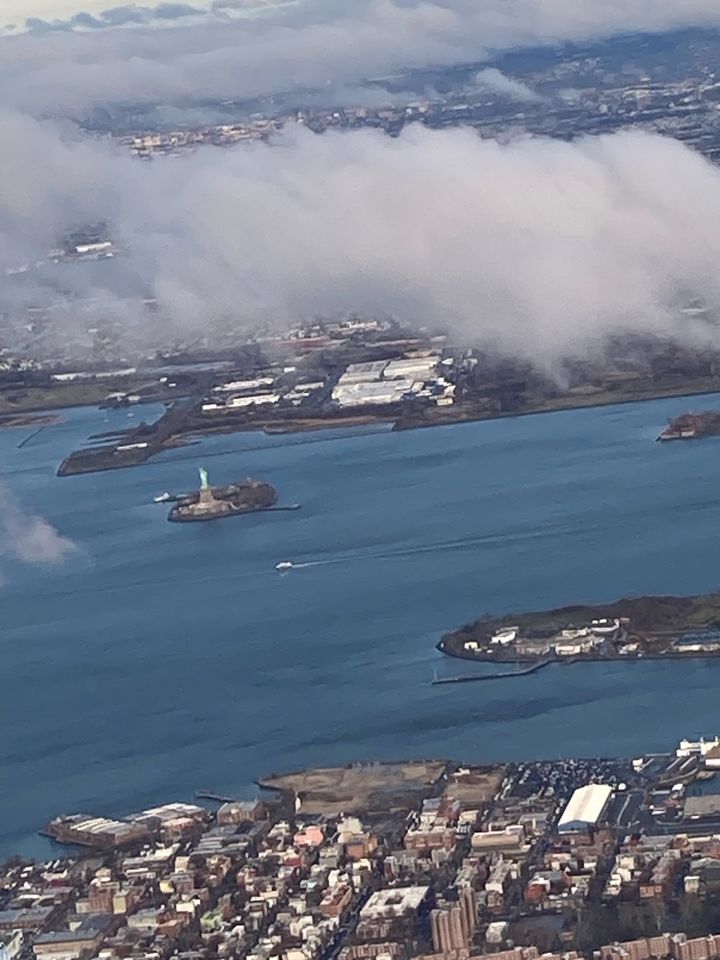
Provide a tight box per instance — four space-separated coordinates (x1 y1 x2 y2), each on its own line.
360 886 430 919
558 784 613 831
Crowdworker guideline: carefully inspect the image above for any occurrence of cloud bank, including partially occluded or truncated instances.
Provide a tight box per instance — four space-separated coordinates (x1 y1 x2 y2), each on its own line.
1 0 720 118
3 3 720 367
4 114 720 365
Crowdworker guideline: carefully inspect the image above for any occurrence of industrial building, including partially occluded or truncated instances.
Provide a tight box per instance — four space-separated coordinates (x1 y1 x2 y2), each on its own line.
557 784 613 833
336 360 388 385
330 352 455 410
127 802 207 825
212 377 275 393
42 815 153 848
331 378 417 408
225 394 280 408
384 355 440 380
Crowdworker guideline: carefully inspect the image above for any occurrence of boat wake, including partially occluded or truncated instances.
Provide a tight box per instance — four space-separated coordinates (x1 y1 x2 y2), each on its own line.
275 521 579 572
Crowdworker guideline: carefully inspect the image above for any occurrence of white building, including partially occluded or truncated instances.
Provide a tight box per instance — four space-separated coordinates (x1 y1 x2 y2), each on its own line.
51 367 137 382
360 886 429 920
213 378 275 393
332 378 416 408
336 361 388 385
75 241 113 255
383 356 440 380
554 642 584 657
676 736 720 758
226 394 281 408
557 784 612 833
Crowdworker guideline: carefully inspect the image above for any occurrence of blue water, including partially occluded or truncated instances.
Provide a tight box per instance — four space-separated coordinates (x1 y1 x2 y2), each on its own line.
3 395 720 859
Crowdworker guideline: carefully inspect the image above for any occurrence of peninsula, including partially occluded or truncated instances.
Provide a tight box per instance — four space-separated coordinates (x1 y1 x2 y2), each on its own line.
439 591 720 665
43 322 720 477
57 398 196 476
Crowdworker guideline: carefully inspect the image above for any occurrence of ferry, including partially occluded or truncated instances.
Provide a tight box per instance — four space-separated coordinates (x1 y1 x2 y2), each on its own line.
276 561 294 571
153 491 190 504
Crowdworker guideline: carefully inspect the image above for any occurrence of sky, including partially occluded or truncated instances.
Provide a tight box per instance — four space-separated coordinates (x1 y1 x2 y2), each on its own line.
1 0 119 18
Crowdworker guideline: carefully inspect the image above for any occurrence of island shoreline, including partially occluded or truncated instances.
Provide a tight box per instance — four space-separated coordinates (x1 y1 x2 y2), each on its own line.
437 591 720 672
12 376 720 437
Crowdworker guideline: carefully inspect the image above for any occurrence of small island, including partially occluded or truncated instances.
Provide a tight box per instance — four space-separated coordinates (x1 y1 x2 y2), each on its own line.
657 411 720 440
439 592 720 665
168 467 277 523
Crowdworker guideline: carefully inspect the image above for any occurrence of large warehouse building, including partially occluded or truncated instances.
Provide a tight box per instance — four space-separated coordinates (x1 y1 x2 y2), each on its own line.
557 783 613 833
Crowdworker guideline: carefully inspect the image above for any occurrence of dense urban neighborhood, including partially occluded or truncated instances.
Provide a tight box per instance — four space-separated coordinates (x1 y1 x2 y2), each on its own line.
8 741 720 960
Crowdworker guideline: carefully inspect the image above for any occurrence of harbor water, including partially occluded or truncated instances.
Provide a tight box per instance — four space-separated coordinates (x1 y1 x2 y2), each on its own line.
3 395 720 857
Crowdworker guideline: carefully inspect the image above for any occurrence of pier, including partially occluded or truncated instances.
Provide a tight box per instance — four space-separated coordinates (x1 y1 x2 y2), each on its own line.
195 791 237 803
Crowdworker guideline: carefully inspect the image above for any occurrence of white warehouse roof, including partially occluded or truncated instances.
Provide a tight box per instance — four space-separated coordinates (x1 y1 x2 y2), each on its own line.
557 783 612 832
338 360 388 385
332 378 416 407
384 356 440 380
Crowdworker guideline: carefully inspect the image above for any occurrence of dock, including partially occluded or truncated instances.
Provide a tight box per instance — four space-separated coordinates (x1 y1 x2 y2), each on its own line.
195 791 237 803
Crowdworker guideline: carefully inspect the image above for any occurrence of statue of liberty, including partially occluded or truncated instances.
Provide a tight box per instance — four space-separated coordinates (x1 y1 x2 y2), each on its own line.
197 466 215 506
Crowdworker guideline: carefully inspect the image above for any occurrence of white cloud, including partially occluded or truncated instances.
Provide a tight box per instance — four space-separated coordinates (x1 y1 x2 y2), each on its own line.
3 114 720 366
0 0 293 32
0 483 78 567
474 68 540 102
2 3 720 371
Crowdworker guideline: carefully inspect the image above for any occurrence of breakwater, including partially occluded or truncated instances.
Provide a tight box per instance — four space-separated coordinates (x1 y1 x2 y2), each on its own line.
432 659 557 685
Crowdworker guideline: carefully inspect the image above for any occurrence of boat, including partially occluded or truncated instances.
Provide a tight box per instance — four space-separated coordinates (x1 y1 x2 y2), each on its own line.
154 491 192 504
275 561 293 571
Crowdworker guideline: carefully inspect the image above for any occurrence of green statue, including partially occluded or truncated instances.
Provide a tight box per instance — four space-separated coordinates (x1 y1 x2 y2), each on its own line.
199 466 209 489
